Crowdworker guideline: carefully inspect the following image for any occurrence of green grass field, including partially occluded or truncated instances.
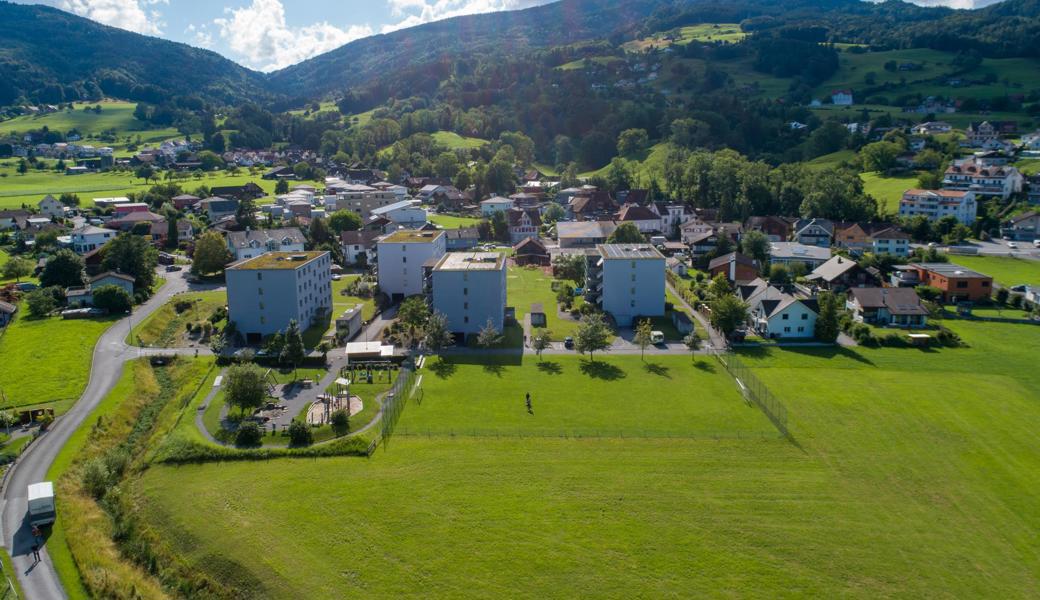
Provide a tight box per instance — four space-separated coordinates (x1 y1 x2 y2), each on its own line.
943 255 1040 287
507 266 581 341
806 149 856 171
130 318 1040 598
331 275 378 322
0 311 115 412
128 290 227 347
430 131 488 150
428 213 483 228
624 23 746 52
860 171 918 215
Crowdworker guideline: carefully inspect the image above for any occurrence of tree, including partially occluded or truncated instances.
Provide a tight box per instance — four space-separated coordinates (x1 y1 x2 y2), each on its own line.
607 222 644 244
740 230 771 267
288 419 313 447
166 212 180 249
423 311 454 351
2 257 33 282
192 231 232 275
634 318 654 360
40 249 84 289
814 291 841 343
280 319 306 379
476 319 502 348
17 159 28 175
542 203 565 224
768 264 791 285
25 289 56 318
709 295 748 337
58 192 80 207
225 363 267 415
102 233 157 293
398 296 430 348
330 409 350 437
574 313 612 361
91 285 132 313
489 210 509 242
235 422 263 447
274 179 289 194
552 254 585 282
671 118 710 149
327 210 362 234
706 273 732 300
236 197 258 229
617 128 649 157
134 165 156 184
683 332 701 362
531 329 552 361
859 141 902 172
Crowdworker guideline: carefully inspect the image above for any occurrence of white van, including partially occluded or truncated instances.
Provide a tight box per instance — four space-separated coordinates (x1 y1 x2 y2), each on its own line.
27 482 56 527
650 331 665 345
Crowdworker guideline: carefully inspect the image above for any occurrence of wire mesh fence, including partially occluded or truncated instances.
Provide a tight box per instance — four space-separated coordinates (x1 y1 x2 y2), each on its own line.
711 350 789 438
391 427 777 441
379 362 418 447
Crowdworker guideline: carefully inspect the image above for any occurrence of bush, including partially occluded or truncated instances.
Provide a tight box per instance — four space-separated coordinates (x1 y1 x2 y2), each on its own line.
851 323 875 346
288 419 313 447
880 332 908 347
330 409 350 437
994 287 1009 305
81 458 112 499
174 299 193 313
235 422 263 448
936 327 962 347
1008 293 1024 309
91 284 132 314
25 289 57 318
209 306 227 323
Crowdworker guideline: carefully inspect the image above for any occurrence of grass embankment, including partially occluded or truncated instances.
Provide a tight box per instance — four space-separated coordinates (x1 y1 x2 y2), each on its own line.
127 291 227 347
0 312 115 413
129 317 1040 598
46 357 216 599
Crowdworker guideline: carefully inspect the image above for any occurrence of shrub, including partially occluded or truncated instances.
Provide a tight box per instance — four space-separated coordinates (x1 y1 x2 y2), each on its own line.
81 458 112 499
91 285 132 314
235 422 263 448
288 420 313 447
25 289 57 318
330 409 350 437
880 332 908 347
852 323 875 346
174 299 193 313
994 287 1009 305
936 327 962 347
1008 293 1024 309
209 306 227 323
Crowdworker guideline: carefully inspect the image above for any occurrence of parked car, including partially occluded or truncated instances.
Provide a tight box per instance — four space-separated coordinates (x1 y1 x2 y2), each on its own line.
1033 239 1040 248
14 282 37 292
164 264 182 272
650 331 665 345
1007 241 1019 249
564 336 574 349
332 274 342 281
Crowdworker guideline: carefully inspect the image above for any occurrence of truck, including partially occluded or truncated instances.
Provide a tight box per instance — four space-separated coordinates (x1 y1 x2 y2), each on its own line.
27 482 56 527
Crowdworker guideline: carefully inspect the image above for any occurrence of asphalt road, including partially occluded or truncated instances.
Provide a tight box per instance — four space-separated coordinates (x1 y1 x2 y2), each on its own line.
0 269 203 599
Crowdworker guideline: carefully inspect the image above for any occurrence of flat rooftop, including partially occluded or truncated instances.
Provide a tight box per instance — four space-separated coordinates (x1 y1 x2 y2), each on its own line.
381 230 444 243
596 244 664 260
913 262 991 279
434 252 505 271
228 251 326 270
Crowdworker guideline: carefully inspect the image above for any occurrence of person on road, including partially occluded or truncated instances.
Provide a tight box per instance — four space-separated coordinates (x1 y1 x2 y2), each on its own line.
31 543 40 562
31 525 41 541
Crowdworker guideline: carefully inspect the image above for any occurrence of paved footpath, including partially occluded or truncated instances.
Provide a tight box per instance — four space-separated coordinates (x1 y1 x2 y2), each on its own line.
0 270 223 600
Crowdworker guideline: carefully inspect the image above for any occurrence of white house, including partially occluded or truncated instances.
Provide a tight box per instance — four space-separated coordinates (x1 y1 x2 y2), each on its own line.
37 195 65 220
869 227 911 257
370 199 428 228
226 227 307 261
376 230 446 301
614 203 661 234
899 189 977 224
943 157 1022 200
768 242 831 270
71 225 116 254
341 230 382 265
226 251 333 345
66 271 136 308
480 196 514 216
586 244 665 327
430 252 507 335
831 90 854 106
332 185 398 220
752 295 819 339
847 287 928 328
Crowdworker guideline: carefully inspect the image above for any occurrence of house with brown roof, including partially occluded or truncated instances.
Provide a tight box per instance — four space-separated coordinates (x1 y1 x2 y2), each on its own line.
513 237 550 267
847 287 928 328
1000 211 1040 241
569 190 617 221
708 252 759 283
340 230 382 265
745 216 794 242
0 301 17 327
506 207 541 244
806 255 877 291
614 203 661 233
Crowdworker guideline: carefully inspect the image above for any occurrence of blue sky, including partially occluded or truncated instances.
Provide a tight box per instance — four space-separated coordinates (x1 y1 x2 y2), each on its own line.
15 0 1000 72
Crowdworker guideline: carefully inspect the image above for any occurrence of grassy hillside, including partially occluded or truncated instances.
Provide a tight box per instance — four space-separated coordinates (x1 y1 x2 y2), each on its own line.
431 131 488 150
861 171 918 215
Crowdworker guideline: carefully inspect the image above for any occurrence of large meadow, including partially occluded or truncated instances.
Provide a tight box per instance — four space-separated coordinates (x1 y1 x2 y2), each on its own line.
123 317 1040 598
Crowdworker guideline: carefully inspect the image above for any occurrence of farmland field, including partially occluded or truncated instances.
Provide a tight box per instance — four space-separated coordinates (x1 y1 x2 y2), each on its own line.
431 131 488 150
0 311 115 412
129 318 1040 598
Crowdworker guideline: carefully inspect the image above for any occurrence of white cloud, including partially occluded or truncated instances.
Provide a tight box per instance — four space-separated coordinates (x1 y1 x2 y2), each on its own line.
382 0 539 34
60 0 165 35
214 0 373 72
185 24 213 49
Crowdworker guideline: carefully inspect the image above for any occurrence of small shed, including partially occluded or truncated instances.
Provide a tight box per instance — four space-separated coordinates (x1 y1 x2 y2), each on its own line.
529 303 547 328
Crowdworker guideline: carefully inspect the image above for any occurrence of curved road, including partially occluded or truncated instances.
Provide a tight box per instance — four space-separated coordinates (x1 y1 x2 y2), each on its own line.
1 270 219 599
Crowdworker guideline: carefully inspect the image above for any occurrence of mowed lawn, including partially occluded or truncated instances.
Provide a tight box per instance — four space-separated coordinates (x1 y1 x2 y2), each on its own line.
861 171 918 215
131 319 1040 598
399 354 771 437
507 266 580 340
0 312 115 411
331 275 377 321
944 255 1040 287
428 214 484 228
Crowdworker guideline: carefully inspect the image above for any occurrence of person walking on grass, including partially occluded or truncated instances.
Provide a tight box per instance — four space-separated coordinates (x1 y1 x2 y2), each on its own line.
525 392 532 414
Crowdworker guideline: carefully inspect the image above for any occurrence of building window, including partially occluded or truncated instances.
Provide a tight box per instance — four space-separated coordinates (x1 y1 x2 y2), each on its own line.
259 302 264 310
784 327 791 333
464 288 468 295
256 273 262 280
782 313 789 320
258 288 263 295
801 313 808 320
464 302 468 309
798 326 804 333
402 256 407 263
463 316 469 324
956 281 968 289
630 287 635 295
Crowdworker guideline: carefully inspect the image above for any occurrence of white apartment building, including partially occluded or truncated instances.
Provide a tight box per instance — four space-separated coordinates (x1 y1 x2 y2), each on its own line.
376 230 447 301
371 199 428 228
71 225 116 254
586 244 665 327
943 157 1022 200
226 251 333 344
333 185 399 220
430 252 507 335
899 189 977 224
226 227 306 261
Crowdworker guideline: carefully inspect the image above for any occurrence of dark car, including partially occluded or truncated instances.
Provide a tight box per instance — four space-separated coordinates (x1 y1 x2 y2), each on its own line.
164 265 182 272
563 336 574 349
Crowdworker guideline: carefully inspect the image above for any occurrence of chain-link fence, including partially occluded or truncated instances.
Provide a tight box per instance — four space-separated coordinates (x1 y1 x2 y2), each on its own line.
379 362 418 447
712 350 789 437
